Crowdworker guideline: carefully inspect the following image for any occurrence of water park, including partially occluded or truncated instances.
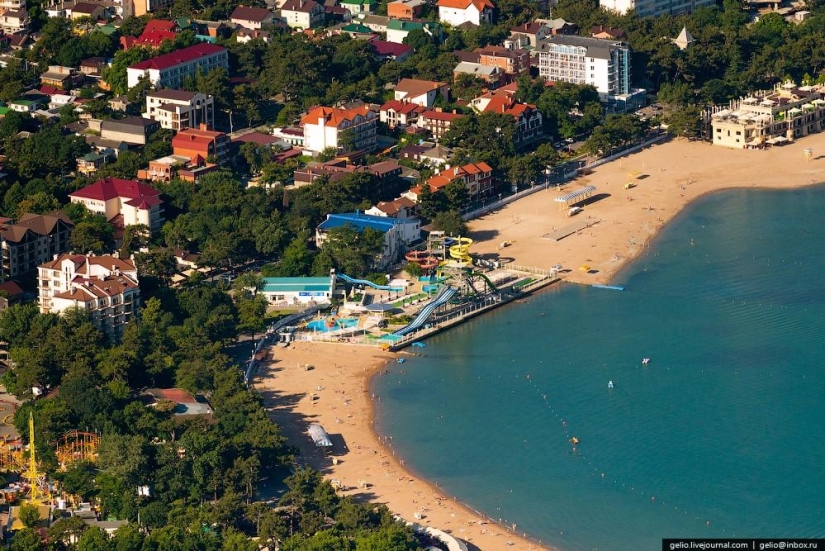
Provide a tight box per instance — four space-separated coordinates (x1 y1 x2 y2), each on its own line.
288 232 559 349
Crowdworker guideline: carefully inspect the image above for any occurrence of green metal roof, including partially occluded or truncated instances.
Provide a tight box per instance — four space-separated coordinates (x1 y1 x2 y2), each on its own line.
262 277 332 293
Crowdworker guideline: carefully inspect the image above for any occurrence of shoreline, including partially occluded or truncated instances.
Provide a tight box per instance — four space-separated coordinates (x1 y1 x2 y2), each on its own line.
257 136 825 551
256 342 557 551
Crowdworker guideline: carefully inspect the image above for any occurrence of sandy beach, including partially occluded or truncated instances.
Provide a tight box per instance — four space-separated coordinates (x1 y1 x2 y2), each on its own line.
470 136 825 285
255 136 825 551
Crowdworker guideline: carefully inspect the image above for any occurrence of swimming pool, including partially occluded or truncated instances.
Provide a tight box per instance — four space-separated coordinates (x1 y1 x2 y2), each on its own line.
422 285 440 293
306 317 359 332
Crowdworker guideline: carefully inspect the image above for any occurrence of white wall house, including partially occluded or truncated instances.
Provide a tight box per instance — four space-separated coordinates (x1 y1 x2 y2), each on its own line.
301 105 377 154
145 89 215 131
126 44 228 89
69 177 165 234
436 0 493 26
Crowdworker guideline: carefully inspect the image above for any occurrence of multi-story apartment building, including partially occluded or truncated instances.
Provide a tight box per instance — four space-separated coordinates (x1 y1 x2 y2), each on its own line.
37 254 141 341
600 0 714 17
69 177 165 235
126 43 228 89
418 109 464 140
172 125 231 165
475 46 531 76
0 212 74 283
711 82 825 149
404 161 494 203
537 35 643 110
0 0 28 33
470 86 543 148
301 105 378 155
145 89 214 130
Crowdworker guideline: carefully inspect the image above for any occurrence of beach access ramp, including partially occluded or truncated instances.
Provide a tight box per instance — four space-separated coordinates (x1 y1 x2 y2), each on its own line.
393 286 458 337
337 273 404 292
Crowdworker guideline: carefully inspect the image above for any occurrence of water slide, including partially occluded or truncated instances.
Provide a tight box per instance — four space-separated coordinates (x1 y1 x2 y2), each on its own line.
473 271 500 293
447 237 473 267
338 273 404 292
393 285 458 337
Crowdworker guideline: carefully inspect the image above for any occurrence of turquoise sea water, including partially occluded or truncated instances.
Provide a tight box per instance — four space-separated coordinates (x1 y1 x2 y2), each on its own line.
373 186 825 551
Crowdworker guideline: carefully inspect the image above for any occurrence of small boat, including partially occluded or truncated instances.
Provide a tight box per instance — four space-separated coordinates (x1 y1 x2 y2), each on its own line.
592 284 625 291
571 437 580 445
642 358 650 365
397 358 406 364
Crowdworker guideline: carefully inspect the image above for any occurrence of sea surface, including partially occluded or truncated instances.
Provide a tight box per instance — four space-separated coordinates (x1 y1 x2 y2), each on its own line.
373 186 825 551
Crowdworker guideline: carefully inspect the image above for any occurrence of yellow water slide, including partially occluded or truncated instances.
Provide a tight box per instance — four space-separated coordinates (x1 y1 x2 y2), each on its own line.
448 237 473 267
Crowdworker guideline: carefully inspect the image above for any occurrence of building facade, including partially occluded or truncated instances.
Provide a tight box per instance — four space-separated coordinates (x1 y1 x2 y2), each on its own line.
145 89 215 130
538 35 639 107
301 105 378 155
711 82 825 149
0 212 74 283
436 0 494 26
280 0 324 29
126 44 229 89
316 212 420 269
37 254 141 341
69 178 165 234
172 125 231 164
600 0 714 17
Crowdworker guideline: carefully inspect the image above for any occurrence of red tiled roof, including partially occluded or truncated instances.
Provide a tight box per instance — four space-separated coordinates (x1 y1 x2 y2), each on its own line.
70 177 162 203
144 19 178 33
232 131 279 146
0 281 23 296
370 39 412 57
380 99 425 115
129 44 226 72
301 105 373 128
437 0 494 9
421 110 463 121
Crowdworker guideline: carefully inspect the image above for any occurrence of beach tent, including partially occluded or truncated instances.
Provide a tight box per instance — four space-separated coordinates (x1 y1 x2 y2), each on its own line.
554 185 596 210
308 424 333 447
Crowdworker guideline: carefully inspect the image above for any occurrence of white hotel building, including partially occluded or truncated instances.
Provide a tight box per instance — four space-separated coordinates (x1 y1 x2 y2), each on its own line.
537 35 644 111
145 89 215 131
126 43 228 90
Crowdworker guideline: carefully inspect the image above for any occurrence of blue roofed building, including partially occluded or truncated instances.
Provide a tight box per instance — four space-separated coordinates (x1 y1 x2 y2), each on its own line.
260 275 336 307
316 211 421 269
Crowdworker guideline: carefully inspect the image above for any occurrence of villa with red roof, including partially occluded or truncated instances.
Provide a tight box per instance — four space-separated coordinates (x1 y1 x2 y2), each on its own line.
418 109 464 140
120 19 178 50
404 161 494 202
300 105 378 155
37 254 140 341
126 43 228 89
69 177 165 235
470 86 543 147
379 100 426 129
172 125 231 165
436 0 494 26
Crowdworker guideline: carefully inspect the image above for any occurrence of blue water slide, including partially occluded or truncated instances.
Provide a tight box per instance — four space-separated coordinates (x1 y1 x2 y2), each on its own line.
337 273 403 292
393 286 458 337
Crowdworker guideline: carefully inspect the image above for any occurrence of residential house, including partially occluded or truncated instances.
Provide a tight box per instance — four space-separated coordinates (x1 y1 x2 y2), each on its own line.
418 109 463 140
361 14 389 32
475 45 530 76
280 0 324 29
108 95 131 111
37 253 141 340
316 212 420 269
508 21 550 48
370 39 412 62
69 177 165 234
341 0 376 13
172 124 230 164
0 280 23 310
393 78 449 108
145 89 215 131
590 25 626 40
0 0 28 34
236 28 272 43
0 212 74 283
453 61 502 86
405 161 493 203
364 196 417 219
470 87 543 148
385 18 441 44
40 66 82 89
387 0 425 20
230 5 273 28
136 154 192 182
125 43 229 89
398 143 429 162
339 22 375 38
76 150 115 175
419 143 453 166
272 126 305 148
120 19 178 49
69 2 106 19
379 99 425 129
9 98 38 112
301 104 377 155
100 116 160 145
436 0 494 26
79 57 107 77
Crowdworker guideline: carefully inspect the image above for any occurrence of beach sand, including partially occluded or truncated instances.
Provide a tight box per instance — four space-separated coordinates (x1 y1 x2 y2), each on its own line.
256 136 825 551
469 136 825 285
255 343 550 550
